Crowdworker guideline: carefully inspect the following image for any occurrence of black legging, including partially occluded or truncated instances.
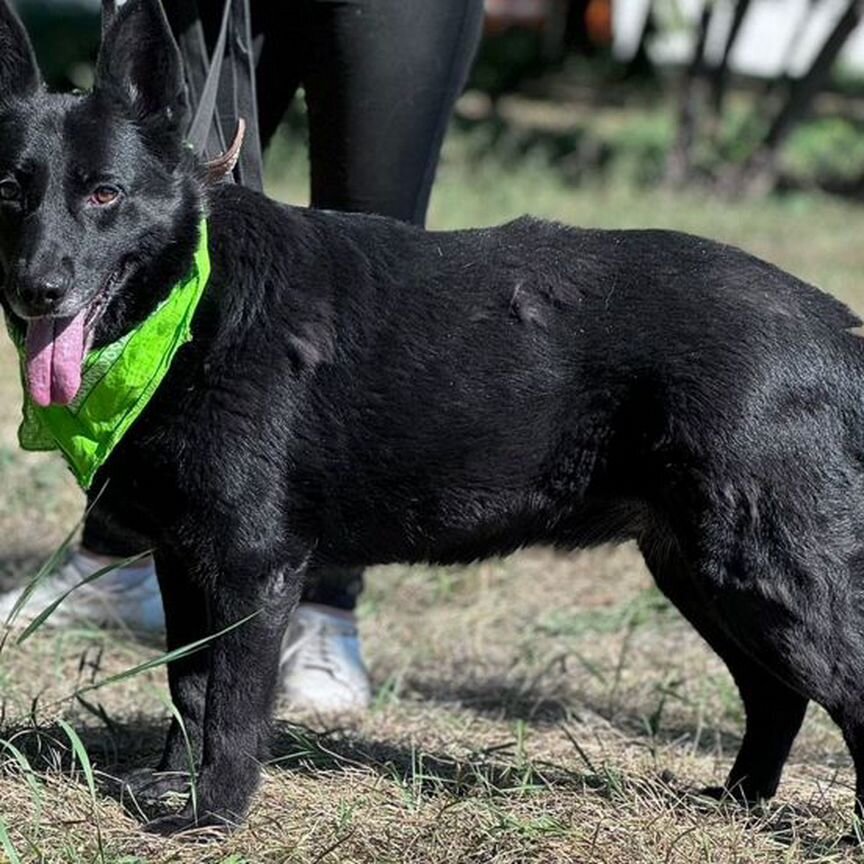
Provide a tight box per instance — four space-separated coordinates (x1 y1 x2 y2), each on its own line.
83 0 484 610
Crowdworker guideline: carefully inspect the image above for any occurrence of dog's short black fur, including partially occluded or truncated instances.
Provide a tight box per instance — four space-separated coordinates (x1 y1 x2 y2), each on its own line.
3 0 864 836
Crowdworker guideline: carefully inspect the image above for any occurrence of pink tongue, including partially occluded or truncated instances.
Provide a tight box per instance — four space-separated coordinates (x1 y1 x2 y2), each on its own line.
25 310 87 407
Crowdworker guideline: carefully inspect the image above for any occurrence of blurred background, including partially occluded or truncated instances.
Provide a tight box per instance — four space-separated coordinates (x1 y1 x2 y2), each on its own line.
17 0 864 201
3 7 864 858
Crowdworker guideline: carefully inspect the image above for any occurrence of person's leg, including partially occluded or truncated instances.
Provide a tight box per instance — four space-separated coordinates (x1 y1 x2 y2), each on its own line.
264 0 484 709
279 567 371 711
0 495 163 632
303 0 485 226
249 2 304 153
165 0 304 154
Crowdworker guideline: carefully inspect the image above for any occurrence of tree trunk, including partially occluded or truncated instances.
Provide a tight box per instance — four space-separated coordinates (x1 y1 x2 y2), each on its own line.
665 3 714 186
621 0 656 78
733 0 862 195
760 0 820 104
708 0 752 119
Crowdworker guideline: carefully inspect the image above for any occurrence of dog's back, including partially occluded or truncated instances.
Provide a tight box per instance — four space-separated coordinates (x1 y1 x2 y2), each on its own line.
171 187 864 575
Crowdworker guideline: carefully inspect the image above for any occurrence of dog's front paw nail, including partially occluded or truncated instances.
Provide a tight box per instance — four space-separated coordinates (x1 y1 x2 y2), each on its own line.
143 813 198 837
116 767 192 821
698 785 730 801
123 767 190 802
143 806 237 839
697 784 762 807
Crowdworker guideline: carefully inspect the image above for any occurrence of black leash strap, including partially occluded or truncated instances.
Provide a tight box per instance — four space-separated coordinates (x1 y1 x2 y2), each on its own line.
185 0 232 159
216 0 263 190
182 0 264 190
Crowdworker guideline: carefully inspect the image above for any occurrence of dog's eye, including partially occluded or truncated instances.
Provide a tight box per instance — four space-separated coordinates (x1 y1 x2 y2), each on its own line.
88 185 120 207
0 179 21 203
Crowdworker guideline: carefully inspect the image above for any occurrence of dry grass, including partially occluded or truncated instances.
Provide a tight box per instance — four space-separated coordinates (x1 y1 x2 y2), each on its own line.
2 127 864 862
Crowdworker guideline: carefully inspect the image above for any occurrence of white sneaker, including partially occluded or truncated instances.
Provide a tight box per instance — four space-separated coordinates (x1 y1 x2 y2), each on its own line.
0 549 165 633
279 604 372 712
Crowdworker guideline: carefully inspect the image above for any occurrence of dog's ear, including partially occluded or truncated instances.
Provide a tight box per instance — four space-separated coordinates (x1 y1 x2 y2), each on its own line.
95 0 187 128
0 0 42 99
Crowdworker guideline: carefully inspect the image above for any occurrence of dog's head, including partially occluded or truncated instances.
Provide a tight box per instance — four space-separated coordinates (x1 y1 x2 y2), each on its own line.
0 0 204 407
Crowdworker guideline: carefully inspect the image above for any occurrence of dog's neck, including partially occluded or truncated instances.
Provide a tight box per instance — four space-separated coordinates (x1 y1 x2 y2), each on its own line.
93 193 204 350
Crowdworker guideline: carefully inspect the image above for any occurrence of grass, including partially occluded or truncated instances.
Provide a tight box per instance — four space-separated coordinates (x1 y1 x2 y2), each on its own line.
2 117 864 861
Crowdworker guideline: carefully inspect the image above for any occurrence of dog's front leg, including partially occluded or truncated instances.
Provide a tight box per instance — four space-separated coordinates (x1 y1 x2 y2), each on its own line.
145 548 305 836
156 547 209 774
122 546 211 812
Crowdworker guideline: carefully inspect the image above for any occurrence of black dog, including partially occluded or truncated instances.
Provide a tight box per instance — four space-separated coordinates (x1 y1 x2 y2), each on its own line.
2 0 864 836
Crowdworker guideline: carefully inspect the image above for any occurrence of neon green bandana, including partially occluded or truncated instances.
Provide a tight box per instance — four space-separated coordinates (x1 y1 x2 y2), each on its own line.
7 220 210 490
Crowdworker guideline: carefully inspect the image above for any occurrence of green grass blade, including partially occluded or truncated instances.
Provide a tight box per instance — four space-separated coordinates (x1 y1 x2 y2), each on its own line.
1 483 111 639
16 551 151 645
58 719 104 863
0 817 22 864
2 519 81 633
0 736 44 819
75 609 261 696
152 688 198 819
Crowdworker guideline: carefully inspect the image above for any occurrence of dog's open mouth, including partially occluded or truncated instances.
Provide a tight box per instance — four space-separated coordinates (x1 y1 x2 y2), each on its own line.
24 265 128 408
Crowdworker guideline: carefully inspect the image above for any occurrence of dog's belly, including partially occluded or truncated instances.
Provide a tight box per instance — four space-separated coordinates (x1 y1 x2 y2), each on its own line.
306 474 647 569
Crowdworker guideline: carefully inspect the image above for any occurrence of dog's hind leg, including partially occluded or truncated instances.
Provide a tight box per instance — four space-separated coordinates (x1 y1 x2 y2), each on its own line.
640 535 808 803
709 666 807 804
811 600 864 821
836 722 864 823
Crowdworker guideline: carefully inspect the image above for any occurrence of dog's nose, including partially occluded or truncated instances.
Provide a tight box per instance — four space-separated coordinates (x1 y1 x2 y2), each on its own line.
16 274 68 315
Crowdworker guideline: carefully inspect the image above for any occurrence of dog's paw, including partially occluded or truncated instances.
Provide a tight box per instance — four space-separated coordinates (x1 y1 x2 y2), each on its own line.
697 784 760 807
119 768 191 813
143 806 237 839
699 784 733 801
126 767 190 798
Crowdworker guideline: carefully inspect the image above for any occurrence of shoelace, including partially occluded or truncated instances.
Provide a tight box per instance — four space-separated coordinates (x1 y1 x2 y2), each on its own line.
294 619 358 675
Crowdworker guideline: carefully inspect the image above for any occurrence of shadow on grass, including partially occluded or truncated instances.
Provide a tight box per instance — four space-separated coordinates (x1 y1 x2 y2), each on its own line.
1 715 588 799
265 720 862 859
405 674 573 726
404 672 749 754
0 714 854 857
